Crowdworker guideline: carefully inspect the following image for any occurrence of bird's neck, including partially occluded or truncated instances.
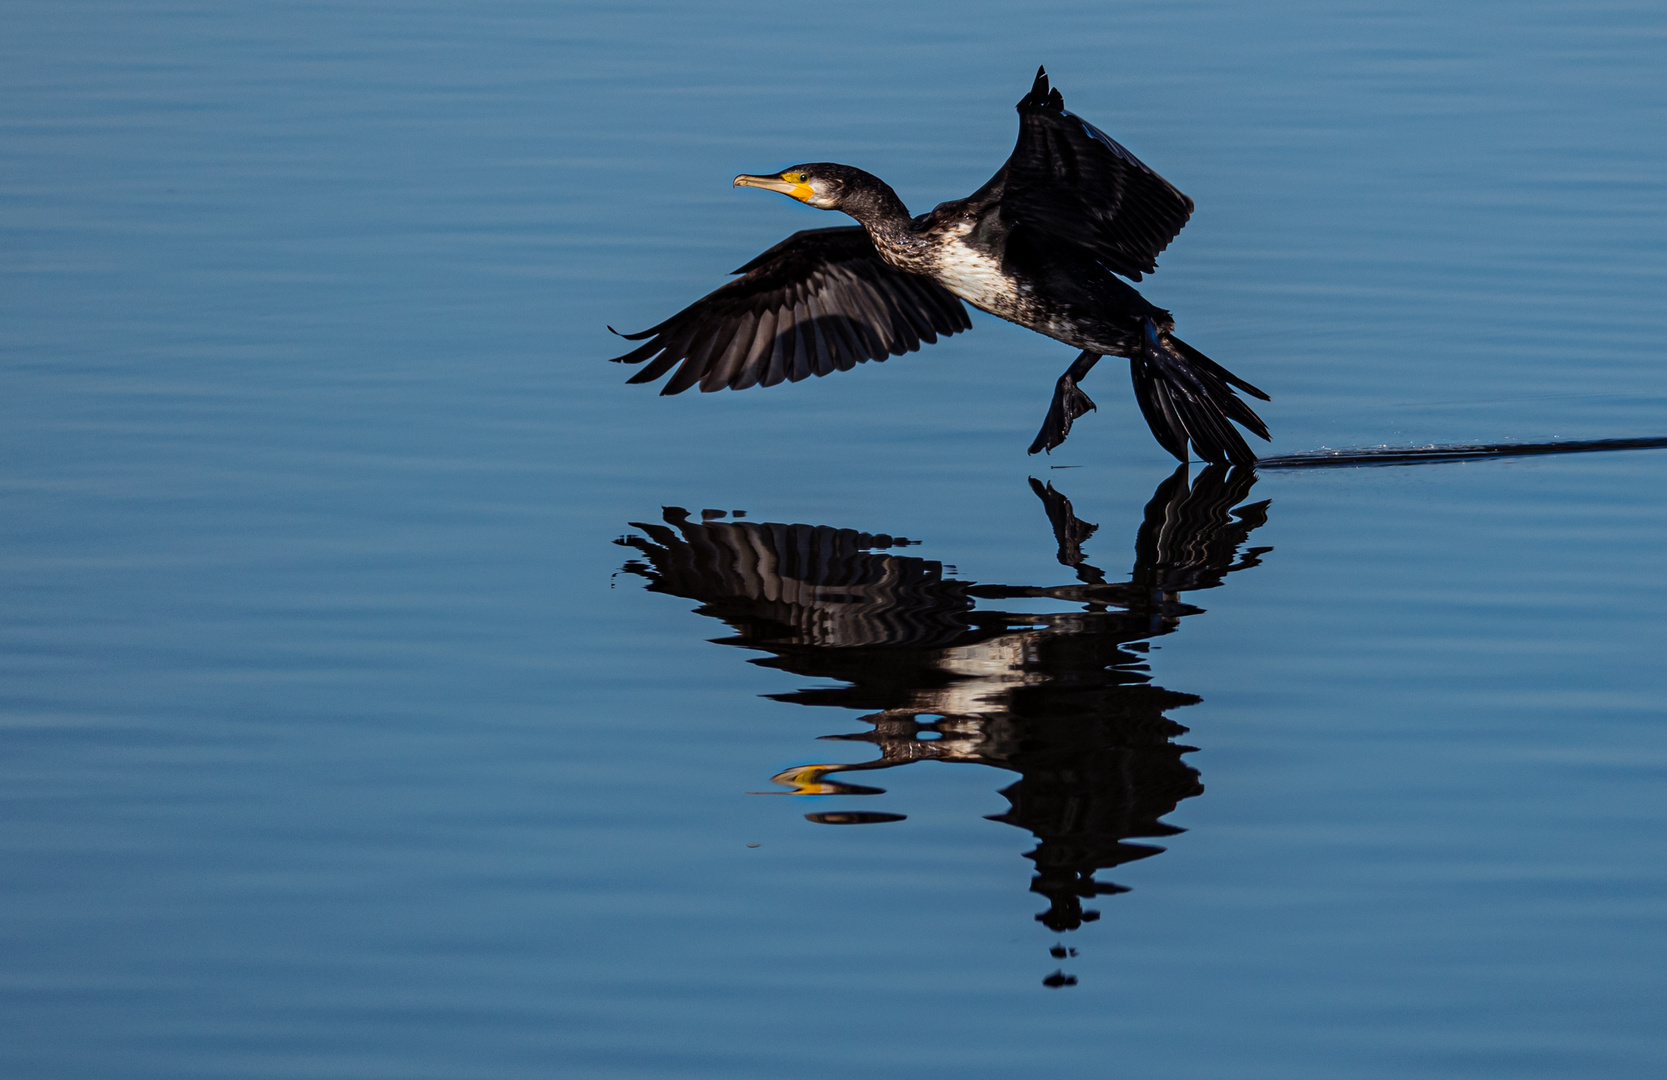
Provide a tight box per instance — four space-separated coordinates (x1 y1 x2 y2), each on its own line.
840 182 929 269
841 182 911 232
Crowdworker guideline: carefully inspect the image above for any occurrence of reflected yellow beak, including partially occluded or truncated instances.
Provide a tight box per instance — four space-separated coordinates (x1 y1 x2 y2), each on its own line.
769 765 833 794
734 173 815 203
766 764 840 795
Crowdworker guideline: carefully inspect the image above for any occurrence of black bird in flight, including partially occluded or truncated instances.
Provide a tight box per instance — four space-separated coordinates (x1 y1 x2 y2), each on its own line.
608 67 1270 465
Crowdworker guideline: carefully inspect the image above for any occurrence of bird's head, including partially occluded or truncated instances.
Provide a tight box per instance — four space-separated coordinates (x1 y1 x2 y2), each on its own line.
733 163 883 213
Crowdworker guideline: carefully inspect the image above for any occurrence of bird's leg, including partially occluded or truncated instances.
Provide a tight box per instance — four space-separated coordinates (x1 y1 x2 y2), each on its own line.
1028 350 1103 455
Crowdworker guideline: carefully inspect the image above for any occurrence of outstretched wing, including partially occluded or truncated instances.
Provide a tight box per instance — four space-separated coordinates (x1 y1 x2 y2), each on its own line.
992 67 1195 282
608 226 971 395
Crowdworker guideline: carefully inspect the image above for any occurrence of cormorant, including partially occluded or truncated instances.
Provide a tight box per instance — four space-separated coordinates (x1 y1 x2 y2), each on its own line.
608 67 1270 465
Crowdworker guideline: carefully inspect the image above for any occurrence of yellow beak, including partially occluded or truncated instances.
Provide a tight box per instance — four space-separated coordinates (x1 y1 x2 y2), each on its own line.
734 173 815 203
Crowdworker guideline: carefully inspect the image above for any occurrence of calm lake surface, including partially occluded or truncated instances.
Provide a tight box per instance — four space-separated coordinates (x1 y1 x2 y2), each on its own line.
4 1 1666 1076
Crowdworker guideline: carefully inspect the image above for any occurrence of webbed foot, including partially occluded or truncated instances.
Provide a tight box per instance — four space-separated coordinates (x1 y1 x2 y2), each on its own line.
1028 375 1098 455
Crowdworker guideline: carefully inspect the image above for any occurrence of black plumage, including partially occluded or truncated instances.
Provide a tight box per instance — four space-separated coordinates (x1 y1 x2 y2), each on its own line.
608 227 970 393
608 67 1270 465
992 73 1193 283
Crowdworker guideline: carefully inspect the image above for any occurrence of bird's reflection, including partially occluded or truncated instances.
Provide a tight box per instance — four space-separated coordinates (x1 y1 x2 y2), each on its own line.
616 466 1270 984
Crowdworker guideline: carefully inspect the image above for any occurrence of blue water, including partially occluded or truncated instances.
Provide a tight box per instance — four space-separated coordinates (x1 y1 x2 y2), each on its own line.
3 1 1666 1076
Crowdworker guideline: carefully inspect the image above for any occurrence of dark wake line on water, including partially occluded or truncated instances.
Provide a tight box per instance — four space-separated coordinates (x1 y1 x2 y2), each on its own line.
1256 436 1667 470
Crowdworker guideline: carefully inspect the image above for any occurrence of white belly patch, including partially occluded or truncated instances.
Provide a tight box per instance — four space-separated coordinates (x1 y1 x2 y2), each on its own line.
932 226 1021 315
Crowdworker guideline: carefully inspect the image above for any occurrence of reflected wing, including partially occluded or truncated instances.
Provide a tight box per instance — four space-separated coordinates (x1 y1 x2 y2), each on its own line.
991 68 1194 282
608 226 971 395
615 508 973 650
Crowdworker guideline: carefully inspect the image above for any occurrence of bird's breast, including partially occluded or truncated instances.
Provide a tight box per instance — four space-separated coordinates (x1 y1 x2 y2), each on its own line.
929 226 1031 322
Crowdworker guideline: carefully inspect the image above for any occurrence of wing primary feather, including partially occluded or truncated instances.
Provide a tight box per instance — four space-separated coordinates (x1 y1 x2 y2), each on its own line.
891 275 942 344
837 274 890 357
843 265 901 355
702 309 757 391
824 302 866 371
609 322 666 343
625 347 680 386
803 292 838 377
628 322 699 384
788 296 814 382
730 308 776 391
610 338 667 366
662 327 727 395
800 290 833 375
817 274 870 362
761 303 791 388
872 284 921 354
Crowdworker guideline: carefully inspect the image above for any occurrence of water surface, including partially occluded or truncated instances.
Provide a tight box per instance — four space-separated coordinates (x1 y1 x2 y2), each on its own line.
2 1 1665 1077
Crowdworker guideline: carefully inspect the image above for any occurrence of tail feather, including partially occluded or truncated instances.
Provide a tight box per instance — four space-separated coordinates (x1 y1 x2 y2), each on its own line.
1168 334 1271 402
1130 331 1269 467
1129 360 1191 462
